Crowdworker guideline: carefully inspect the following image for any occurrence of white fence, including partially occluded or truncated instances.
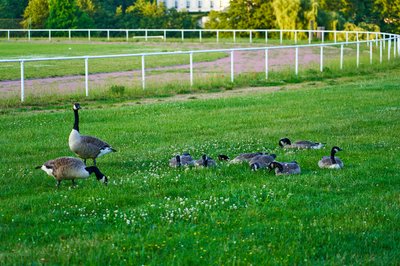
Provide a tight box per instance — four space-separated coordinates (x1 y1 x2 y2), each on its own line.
0 29 399 102
0 28 392 44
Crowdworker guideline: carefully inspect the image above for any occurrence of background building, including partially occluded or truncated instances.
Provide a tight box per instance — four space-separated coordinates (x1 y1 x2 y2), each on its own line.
157 0 230 13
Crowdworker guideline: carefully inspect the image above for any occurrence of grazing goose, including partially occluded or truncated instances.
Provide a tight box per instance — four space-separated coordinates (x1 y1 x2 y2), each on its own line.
218 154 230 161
249 154 277 171
169 153 195 167
195 154 216 167
68 103 116 166
268 161 301 175
318 146 344 169
35 157 108 187
279 138 324 149
230 152 265 164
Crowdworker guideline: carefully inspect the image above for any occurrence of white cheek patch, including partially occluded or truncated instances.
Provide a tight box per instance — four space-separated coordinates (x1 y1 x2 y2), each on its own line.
98 147 114 158
41 165 54 176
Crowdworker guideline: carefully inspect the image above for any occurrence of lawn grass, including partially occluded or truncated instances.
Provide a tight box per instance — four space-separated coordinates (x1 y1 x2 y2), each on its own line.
0 70 399 264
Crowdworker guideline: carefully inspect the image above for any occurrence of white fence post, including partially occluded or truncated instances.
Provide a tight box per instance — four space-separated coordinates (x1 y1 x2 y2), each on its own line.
190 52 193 87
265 30 268 44
107 30 110 41
141 55 145 90
230 50 234 82
265 49 268 79
199 30 202 42
88 30 91 41
69 30 71 40
164 30 167 41
334 31 337 43
217 30 219 43
294 31 297 44
233 30 236 43
320 46 323 72
49 30 51 41
370 41 373 64
20 60 25 102
249 30 252 43
380 40 383 63
28 30 31 41
145 30 148 41
295 47 298 75
126 30 129 42
356 42 360 67
388 39 391 61
280 30 283 44
181 30 184 41
340 44 344 70
7 30 10 40
85 57 89 97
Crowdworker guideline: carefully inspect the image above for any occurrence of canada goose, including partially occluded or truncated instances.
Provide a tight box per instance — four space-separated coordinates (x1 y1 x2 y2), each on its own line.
268 161 301 175
69 103 116 166
169 153 195 167
195 154 216 167
318 146 344 169
249 154 277 171
218 154 230 161
230 152 265 164
35 157 108 187
279 138 324 149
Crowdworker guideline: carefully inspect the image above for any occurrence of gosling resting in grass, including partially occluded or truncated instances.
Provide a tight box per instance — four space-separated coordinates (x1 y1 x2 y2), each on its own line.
169 153 195 167
36 157 108 187
249 154 277 171
195 154 216 167
279 138 324 149
268 161 301 175
230 152 265 164
318 146 344 169
68 103 116 166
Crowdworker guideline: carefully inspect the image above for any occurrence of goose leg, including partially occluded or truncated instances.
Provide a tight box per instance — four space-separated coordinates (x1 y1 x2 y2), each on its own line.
56 180 61 188
83 159 87 165
93 159 97 166
72 179 76 187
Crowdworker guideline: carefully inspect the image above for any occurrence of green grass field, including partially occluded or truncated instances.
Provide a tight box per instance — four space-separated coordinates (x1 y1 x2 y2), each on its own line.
0 66 399 264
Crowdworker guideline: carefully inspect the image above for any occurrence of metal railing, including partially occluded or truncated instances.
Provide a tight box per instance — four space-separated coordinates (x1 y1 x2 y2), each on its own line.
0 29 399 102
0 28 390 44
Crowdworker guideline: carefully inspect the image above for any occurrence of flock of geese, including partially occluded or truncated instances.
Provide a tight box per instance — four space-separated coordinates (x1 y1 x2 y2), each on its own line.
36 103 344 188
170 141 344 175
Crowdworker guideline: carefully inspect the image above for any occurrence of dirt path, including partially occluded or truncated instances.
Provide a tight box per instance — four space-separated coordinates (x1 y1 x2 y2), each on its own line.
0 45 339 98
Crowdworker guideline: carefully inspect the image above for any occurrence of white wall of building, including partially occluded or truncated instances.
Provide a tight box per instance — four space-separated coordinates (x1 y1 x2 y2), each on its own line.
158 0 230 12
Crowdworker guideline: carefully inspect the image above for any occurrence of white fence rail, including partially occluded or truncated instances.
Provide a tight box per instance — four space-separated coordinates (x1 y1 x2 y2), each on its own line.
0 29 399 102
0 28 391 44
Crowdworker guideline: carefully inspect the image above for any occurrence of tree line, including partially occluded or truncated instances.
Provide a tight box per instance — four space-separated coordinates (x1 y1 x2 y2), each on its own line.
0 0 398 34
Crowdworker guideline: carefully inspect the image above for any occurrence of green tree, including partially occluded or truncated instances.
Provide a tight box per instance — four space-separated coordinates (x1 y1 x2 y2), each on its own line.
373 0 400 33
272 0 301 35
46 0 93 28
21 0 49 28
0 0 29 18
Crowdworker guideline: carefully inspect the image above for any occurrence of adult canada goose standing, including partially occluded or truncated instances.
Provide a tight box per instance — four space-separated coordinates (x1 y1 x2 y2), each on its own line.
169 153 195 167
230 152 265 164
318 146 344 169
268 161 301 175
69 103 116 166
279 138 324 149
195 154 216 167
36 157 108 187
249 154 277 171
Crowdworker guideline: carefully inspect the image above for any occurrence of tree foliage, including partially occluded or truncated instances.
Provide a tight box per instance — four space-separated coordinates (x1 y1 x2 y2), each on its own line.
1 0 399 34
